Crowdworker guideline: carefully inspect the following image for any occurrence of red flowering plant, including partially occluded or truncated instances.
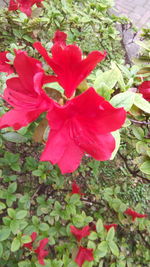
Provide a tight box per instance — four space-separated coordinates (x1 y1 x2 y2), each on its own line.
70 225 90 242
0 51 14 75
0 50 55 130
124 208 148 222
34 238 49 265
75 246 94 267
0 30 126 174
8 0 44 17
23 232 37 250
71 181 84 196
138 81 150 101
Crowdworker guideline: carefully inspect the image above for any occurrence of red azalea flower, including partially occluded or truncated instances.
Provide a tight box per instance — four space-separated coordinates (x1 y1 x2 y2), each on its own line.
0 51 14 74
71 181 84 196
138 81 150 101
70 225 90 242
124 208 148 221
0 50 55 130
23 232 37 250
33 30 106 98
9 0 43 16
75 246 94 267
34 238 49 265
40 87 126 173
104 224 118 231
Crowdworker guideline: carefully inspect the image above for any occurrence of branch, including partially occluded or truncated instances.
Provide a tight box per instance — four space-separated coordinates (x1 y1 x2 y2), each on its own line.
130 119 150 125
118 151 150 183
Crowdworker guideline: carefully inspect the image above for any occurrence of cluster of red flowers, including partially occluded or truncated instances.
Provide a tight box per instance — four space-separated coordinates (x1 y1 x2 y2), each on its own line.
8 0 43 16
18 182 149 266
0 31 126 174
23 232 49 265
70 225 93 266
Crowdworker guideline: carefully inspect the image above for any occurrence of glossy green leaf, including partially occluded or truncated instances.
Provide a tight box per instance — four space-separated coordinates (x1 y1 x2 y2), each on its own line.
0 243 3 258
110 130 120 160
96 219 103 233
109 240 119 257
0 227 11 241
16 210 28 220
11 237 21 252
140 160 150 175
2 132 27 143
106 227 115 242
110 91 135 111
134 94 150 114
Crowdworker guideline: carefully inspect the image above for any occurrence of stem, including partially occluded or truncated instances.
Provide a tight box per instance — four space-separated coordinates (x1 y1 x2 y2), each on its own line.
130 119 150 125
118 151 150 183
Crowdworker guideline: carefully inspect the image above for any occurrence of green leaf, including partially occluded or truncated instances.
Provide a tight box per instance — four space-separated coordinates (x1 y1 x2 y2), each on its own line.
134 94 150 113
106 227 115 242
88 231 98 240
44 82 64 94
110 91 135 111
69 194 81 205
22 35 34 43
0 201 6 210
16 210 28 220
136 141 148 155
96 219 103 233
140 160 150 175
21 235 32 244
132 126 144 140
10 219 20 234
110 130 120 160
2 132 27 143
109 240 119 257
7 208 16 219
97 241 108 255
18 260 32 267
11 162 21 172
0 227 11 241
39 223 50 232
0 243 3 258
94 63 125 91
96 83 111 100
8 182 17 193
11 237 21 252
87 240 96 250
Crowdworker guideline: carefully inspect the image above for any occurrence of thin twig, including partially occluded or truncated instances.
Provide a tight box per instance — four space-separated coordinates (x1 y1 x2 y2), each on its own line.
130 119 150 125
118 151 150 183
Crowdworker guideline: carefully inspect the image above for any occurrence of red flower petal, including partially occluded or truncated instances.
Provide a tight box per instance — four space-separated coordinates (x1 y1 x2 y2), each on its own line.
71 181 84 196
52 30 67 47
57 139 84 174
41 87 126 173
0 52 14 74
124 208 148 221
34 31 106 98
34 238 49 265
70 225 90 242
104 224 118 231
9 0 43 16
138 81 150 101
23 232 37 250
75 246 94 267
0 51 53 130
8 0 18 11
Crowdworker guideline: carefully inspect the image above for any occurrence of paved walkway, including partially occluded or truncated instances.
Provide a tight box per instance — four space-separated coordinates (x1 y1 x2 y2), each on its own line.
115 0 150 29
0 0 150 29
